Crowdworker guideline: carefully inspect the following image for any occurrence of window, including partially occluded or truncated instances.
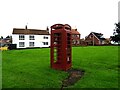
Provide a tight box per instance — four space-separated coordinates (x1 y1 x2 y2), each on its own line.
19 35 25 40
77 40 80 44
89 35 91 38
29 35 35 40
19 42 25 47
43 42 48 45
43 36 48 39
77 35 80 37
29 42 34 47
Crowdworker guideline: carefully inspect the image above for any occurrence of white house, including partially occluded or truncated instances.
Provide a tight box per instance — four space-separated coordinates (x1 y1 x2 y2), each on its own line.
12 26 50 48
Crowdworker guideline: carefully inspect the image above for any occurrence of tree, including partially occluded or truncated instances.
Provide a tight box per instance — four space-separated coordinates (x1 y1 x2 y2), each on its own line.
6 35 10 38
0 36 3 39
110 22 120 45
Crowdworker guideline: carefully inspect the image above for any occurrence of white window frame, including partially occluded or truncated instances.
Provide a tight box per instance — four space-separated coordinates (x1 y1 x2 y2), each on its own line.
43 42 48 45
19 35 25 40
29 35 35 40
19 42 25 47
29 42 34 47
43 36 48 39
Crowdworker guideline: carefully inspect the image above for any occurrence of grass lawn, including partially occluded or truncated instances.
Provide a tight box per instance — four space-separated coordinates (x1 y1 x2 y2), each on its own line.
2 46 119 88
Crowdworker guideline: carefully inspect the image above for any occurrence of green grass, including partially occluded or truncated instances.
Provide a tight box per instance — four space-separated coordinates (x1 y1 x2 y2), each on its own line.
2 46 119 88
72 46 118 88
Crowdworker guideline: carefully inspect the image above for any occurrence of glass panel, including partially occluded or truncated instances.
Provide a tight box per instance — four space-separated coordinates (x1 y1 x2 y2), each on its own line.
53 33 61 64
54 47 57 63
67 33 71 63
29 35 35 40
43 36 48 39
43 42 48 45
19 42 25 47
19 35 25 40
29 42 34 47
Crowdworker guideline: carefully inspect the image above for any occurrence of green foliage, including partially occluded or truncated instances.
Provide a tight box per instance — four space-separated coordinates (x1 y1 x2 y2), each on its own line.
111 22 120 44
2 46 119 88
0 36 3 40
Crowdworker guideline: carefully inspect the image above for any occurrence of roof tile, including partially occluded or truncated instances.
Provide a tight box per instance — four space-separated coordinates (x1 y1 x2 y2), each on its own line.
12 28 50 35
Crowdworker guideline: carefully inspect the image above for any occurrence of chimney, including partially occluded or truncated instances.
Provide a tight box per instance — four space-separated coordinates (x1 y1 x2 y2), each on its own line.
46 26 49 33
25 25 27 30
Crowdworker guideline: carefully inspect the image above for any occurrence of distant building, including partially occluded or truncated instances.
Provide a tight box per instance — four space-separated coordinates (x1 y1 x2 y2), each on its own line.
104 38 111 44
85 32 106 45
0 36 12 47
12 26 50 48
71 29 81 46
79 38 87 46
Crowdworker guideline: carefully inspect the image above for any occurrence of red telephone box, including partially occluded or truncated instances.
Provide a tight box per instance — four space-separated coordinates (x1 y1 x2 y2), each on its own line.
50 24 72 71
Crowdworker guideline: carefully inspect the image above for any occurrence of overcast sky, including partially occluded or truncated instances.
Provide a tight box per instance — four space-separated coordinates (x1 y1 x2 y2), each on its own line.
0 0 119 38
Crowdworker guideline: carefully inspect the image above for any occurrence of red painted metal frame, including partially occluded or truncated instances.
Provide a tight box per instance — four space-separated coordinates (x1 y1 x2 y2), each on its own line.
50 24 72 71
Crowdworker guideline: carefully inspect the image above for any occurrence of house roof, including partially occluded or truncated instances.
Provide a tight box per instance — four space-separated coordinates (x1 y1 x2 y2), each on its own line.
71 29 80 35
92 32 106 41
51 24 71 30
12 28 50 35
